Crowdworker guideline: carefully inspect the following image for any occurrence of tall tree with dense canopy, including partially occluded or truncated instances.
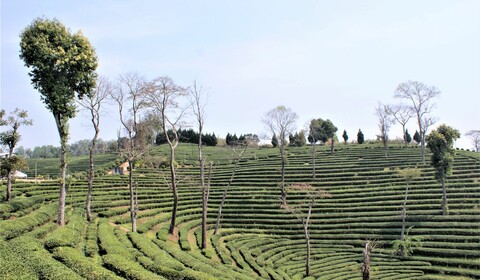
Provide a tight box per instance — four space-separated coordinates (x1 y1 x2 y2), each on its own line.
78 76 111 221
19 18 98 226
413 130 421 144
145 76 187 234
404 129 412 144
0 108 33 202
395 81 439 163
263 106 298 205
426 124 460 215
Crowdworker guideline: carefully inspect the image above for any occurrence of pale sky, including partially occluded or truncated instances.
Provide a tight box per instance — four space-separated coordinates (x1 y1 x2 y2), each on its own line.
1 0 479 150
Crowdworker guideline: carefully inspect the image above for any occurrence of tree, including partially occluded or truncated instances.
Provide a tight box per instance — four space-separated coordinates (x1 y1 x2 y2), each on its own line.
283 184 330 277
395 81 439 163
263 106 298 205
0 108 33 201
342 129 348 144
405 129 412 144
289 131 306 147
145 76 187 234
19 18 98 226
395 168 421 256
465 130 480 152
386 104 413 145
189 81 210 249
426 124 460 215
413 130 421 144
357 129 365 144
375 103 395 158
111 73 149 232
78 76 111 221
271 134 279 148
308 119 321 179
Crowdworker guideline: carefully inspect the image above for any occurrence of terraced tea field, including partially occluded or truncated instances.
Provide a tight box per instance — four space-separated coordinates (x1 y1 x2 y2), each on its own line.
1 144 479 279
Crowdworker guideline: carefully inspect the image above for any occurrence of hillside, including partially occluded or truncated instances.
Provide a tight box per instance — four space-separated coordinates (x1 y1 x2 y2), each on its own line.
1 144 479 279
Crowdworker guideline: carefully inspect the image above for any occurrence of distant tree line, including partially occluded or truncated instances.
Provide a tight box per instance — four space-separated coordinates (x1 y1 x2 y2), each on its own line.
14 138 119 158
225 133 260 146
156 128 218 146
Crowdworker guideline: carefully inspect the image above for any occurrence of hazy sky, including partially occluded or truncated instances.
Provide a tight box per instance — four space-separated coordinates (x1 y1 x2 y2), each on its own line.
1 0 479 150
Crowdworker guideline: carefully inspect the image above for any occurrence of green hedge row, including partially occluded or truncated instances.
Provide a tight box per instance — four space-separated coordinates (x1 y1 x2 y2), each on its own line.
44 211 86 249
0 202 56 239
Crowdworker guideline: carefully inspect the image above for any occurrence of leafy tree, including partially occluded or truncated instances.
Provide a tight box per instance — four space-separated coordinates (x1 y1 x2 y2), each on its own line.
289 131 306 147
426 124 460 215
271 134 279 148
413 130 421 144
0 109 33 201
263 106 298 205
391 226 423 257
342 130 348 144
395 81 439 163
226 133 232 146
357 129 365 144
404 129 412 144
20 18 98 226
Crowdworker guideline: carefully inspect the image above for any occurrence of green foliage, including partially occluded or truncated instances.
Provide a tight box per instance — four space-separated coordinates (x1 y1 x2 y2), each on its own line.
52 246 123 280
289 130 307 147
0 203 56 239
0 156 28 177
391 226 423 256
405 129 412 144
44 212 85 249
357 129 365 144
19 18 98 121
342 129 348 144
426 124 461 182
308 118 338 144
414 130 421 144
0 239 37 279
9 236 83 280
271 134 279 147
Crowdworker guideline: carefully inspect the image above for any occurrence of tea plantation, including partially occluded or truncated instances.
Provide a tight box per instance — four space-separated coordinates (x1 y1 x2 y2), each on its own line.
1 144 479 279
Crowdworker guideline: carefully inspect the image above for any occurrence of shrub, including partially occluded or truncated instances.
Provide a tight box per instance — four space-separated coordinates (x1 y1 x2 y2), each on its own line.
102 254 166 280
52 246 123 280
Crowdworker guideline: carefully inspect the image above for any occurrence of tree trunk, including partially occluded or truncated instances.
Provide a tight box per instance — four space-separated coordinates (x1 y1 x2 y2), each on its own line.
168 146 178 234
199 136 206 249
304 221 311 277
214 147 246 235
330 138 334 156
362 242 372 280
86 125 99 222
6 172 12 202
312 142 316 180
280 146 286 205
442 178 447 215
129 159 137 232
57 138 67 226
420 134 426 164
86 143 94 221
400 185 409 242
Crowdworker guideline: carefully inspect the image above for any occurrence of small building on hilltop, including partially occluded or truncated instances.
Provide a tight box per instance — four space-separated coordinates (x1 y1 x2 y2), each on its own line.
109 161 129 175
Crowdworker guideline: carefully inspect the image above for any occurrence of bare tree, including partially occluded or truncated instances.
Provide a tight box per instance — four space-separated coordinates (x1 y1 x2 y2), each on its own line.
465 130 480 152
386 104 413 145
284 184 330 277
214 143 249 235
263 106 298 205
78 76 111 221
145 76 187 235
188 81 209 249
394 81 440 163
396 168 421 255
375 103 395 158
110 72 148 232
